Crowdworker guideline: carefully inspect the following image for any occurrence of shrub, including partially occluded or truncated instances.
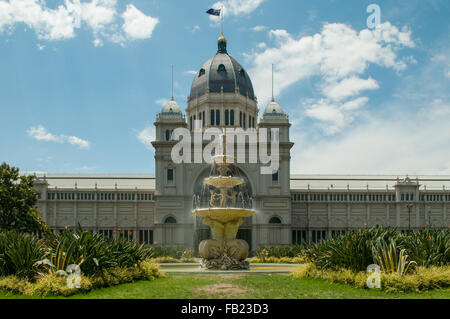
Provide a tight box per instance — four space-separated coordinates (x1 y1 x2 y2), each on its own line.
41 228 153 277
250 256 306 264
292 263 450 293
0 231 47 280
255 246 306 258
303 227 401 272
401 229 449 267
0 260 163 297
372 239 416 275
151 246 193 258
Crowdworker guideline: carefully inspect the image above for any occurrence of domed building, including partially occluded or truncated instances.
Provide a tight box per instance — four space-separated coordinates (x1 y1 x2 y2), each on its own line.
31 35 450 251
152 34 294 248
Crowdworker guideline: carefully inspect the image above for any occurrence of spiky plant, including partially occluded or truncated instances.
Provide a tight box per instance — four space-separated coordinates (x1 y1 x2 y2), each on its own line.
372 239 416 275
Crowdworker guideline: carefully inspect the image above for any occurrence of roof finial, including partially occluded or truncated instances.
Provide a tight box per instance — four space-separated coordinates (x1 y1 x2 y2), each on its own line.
271 64 274 102
218 33 227 53
171 65 174 101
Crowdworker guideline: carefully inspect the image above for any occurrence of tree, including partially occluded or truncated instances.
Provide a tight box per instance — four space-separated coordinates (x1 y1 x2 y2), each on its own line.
0 162 49 234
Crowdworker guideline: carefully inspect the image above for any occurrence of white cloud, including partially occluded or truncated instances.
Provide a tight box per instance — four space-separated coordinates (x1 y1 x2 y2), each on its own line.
189 25 200 33
136 125 155 151
27 125 63 143
155 98 169 106
322 77 379 102
251 25 266 32
0 0 159 45
304 97 368 135
185 70 197 76
27 125 91 150
210 0 264 21
432 52 450 79
247 22 414 134
92 38 102 47
291 99 450 175
121 4 159 40
257 42 266 49
66 135 91 149
2 0 77 40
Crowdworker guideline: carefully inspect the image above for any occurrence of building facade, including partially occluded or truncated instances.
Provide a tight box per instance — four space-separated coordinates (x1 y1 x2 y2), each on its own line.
33 36 449 251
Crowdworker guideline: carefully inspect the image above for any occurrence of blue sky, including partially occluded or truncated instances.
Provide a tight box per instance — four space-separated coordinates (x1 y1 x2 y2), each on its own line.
0 0 449 175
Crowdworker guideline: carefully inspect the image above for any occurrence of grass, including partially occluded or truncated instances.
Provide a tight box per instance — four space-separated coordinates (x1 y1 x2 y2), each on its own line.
0 273 449 299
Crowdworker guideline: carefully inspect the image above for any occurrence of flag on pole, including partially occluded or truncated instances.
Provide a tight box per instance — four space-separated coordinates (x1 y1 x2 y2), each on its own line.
206 8 221 16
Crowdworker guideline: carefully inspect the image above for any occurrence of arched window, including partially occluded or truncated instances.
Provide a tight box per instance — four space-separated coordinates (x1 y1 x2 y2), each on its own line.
269 217 282 224
216 110 220 125
268 216 282 245
230 110 235 126
199 68 205 77
210 110 215 125
164 216 177 224
165 129 170 141
218 64 226 72
272 171 279 182
167 168 174 182
225 110 229 126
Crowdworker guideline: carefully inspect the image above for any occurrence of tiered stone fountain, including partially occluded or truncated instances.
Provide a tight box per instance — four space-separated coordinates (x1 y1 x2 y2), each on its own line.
192 135 255 270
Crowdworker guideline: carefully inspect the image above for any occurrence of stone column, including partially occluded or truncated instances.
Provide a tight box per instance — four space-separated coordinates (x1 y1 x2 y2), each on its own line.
54 201 57 228
306 201 311 243
443 203 447 228
415 204 420 228
386 204 390 227
94 196 98 230
396 203 401 228
134 196 138 241
346 203 351 230
73 199 77 228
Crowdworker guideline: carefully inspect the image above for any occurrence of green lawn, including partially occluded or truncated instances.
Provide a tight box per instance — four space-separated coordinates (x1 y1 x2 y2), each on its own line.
1 274 449 299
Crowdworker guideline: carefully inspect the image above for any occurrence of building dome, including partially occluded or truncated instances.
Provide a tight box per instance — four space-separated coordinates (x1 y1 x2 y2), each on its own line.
264 101 284 115
189 34 255 101
161 99 181 114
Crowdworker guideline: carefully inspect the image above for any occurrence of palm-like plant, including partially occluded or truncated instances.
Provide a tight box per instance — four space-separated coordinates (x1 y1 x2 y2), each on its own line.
0 231 47 280
304 227 401 272
372 239 416 275
401 229 449 266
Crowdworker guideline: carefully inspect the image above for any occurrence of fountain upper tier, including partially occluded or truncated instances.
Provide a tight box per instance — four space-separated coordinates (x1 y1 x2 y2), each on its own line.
203 176 243 189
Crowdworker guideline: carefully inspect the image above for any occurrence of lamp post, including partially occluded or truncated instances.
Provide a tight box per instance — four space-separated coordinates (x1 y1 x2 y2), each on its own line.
407 204 413 232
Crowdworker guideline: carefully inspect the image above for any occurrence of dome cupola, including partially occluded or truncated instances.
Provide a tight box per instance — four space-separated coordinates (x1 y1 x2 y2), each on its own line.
161 99 181 114
264 101 284 115
189 34 255 101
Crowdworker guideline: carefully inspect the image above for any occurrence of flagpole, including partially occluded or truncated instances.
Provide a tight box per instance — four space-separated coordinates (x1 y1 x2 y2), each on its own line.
221 5 224 35
272 64 274 102
171 65 174 101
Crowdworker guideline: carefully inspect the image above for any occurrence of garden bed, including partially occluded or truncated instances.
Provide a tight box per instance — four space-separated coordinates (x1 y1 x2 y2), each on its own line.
0 260 162 297
292 263 450 293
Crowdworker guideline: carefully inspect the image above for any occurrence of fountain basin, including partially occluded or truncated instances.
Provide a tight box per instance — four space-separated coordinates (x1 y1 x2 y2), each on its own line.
193 207 255 223
203 176 244 189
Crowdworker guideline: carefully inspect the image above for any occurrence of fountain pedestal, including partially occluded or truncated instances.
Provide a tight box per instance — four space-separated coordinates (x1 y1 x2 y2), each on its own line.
193 208 254 270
